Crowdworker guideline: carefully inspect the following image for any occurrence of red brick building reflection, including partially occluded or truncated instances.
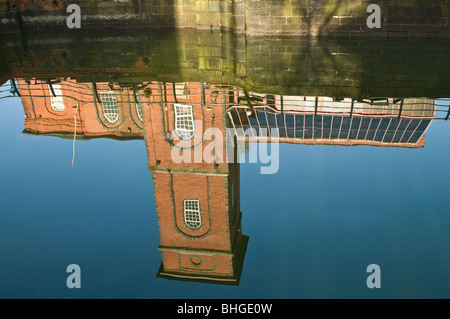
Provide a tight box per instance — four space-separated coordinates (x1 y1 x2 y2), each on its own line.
17 78 249 285
15 78 437 284
17 79 144 140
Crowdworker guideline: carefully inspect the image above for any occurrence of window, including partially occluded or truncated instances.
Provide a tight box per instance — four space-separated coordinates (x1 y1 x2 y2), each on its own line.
174 104 195 140
175 82 190 99
48 84 65 111
135 94 144 121
100 92 119 123
183 199 201 229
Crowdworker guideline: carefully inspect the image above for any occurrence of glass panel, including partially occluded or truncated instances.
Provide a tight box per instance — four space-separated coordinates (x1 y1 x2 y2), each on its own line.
304 115 313 138
184 200 201 229
48 84 65 111
174 104 195 140
322 116 332 139
100 92 119 123
348 117 361 139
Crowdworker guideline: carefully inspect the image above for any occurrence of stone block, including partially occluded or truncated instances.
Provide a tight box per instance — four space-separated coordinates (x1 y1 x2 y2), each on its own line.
206 57 222 69
233 1 245 16
235 63 246 76
210 0 220 12
233 15 245 29
220 11 233 28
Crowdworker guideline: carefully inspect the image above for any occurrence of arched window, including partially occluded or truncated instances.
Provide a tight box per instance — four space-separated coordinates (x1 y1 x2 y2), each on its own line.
174 104 194 140
100 92 119 123
48 84 65 111
183 199 201 229
135 95 144 121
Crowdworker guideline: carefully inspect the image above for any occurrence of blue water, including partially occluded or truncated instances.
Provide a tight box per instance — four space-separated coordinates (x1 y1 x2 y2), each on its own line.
1 96 450 298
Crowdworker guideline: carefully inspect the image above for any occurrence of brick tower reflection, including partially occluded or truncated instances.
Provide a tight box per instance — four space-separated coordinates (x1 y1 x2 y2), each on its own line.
142 82 249 285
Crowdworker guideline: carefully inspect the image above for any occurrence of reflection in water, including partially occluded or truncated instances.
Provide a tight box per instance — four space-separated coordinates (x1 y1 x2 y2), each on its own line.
229 95 434 148
3 29 450 99
7 77 449 286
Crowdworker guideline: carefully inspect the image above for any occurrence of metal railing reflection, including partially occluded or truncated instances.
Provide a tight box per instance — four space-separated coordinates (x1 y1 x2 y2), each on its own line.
7 78 449 149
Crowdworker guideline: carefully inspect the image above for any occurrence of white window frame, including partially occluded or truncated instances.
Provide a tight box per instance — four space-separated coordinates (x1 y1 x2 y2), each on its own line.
100 92 119 123
48 84 65 111
183 199 201 229
135 94 144 121
174 103 195 140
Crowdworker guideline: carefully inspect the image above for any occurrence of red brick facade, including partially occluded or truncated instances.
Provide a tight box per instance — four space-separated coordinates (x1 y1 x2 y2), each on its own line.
18 79 144 139
143 82 248 284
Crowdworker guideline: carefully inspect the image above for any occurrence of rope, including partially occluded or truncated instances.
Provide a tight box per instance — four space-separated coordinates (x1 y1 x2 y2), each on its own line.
72 102 79 166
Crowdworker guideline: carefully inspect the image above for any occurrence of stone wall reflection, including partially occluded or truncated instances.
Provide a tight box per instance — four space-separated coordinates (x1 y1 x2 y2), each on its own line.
2 30 450 99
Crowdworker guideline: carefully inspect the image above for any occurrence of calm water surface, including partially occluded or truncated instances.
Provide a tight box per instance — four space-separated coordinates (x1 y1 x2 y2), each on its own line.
0 30 450 299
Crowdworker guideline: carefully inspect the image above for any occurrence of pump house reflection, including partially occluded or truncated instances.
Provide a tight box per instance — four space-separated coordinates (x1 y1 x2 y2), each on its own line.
15 78 438 284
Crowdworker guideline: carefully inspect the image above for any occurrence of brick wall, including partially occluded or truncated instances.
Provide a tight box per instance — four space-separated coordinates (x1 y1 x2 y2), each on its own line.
17 79 145 138
143 81 248 282
143 82 232 172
